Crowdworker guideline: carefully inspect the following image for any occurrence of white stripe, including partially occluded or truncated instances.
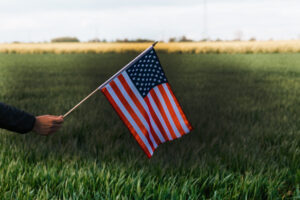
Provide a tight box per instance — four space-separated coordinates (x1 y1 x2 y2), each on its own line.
162 84 190 133
114 78 158 148
153 87 181 138
147 93 173 140
122 72 166 143
105 84 153 155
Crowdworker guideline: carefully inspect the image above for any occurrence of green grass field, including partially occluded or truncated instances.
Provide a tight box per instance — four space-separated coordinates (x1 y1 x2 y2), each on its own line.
0 53 299 199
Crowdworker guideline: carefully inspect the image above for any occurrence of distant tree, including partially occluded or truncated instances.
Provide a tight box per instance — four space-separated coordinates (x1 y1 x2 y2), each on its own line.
51 37 80 43
168 37 176 42
135 39 154 43
88 38 101 43
115 38 154 43
249 37 256 42
116 38 129 43
200 38 209 42
179 35 193 42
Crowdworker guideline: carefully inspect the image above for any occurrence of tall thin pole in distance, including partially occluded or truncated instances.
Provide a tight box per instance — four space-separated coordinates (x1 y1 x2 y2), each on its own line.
203 0 207 41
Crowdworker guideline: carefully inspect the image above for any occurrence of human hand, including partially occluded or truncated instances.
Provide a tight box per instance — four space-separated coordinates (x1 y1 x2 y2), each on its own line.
33 115 64 136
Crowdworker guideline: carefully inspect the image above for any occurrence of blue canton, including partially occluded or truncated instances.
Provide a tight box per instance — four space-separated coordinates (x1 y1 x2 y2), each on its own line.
126 48 168 97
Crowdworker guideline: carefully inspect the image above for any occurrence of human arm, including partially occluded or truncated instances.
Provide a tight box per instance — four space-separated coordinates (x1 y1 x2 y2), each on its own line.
0 102 36 133
0 102 63 135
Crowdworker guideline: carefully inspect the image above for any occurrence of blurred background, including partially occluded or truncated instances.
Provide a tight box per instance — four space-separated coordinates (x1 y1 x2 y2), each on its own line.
1 0 300 43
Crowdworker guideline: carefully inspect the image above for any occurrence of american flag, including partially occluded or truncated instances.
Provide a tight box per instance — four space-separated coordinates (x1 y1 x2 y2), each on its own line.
101 46 192 158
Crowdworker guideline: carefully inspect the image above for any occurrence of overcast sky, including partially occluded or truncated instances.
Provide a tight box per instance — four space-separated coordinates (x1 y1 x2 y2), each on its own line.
0 0 300 43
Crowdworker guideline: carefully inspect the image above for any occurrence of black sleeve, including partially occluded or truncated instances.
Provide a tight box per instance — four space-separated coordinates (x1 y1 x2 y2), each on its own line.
0 102 36 134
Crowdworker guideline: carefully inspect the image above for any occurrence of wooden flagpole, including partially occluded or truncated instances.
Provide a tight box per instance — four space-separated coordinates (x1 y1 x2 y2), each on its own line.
63 41 158 118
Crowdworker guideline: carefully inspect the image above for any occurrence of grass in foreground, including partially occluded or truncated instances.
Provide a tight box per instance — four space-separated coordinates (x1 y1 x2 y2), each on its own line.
0 53 299 199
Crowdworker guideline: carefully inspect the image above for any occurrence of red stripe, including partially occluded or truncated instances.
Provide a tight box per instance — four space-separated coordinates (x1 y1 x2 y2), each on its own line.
157 84 186 136
118 74 162 144
166 83 193 131
101 87 152 158
149 90 177 139
110 81 155 151
144 97 170 141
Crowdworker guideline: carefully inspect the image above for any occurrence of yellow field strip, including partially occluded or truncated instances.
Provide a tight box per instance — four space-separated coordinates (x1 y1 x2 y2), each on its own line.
1 41 300 54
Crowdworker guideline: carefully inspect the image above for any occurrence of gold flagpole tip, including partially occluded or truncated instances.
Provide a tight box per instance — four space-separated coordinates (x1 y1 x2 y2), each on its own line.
152 41 158 47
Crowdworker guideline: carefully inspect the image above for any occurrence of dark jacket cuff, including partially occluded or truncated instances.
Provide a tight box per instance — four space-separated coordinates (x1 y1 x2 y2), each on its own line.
0 102 36 134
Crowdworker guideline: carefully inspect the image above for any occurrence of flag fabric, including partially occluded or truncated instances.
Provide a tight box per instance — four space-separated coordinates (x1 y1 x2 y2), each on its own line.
101 47 192 158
